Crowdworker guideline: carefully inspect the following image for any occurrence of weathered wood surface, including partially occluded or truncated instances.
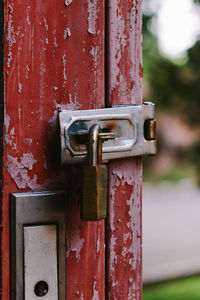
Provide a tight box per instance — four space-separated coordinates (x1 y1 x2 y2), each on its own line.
106 1 143 299
3 0 105 299
2 0 143 299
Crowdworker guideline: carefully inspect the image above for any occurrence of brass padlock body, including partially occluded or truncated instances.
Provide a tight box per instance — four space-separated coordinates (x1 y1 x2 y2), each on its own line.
81 164 107 221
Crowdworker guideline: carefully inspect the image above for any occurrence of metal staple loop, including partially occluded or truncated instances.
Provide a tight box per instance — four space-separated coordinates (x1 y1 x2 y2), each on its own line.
144 119 156 141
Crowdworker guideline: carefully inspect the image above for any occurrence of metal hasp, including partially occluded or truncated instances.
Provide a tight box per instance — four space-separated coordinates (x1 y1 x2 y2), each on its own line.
59 103 156 221
59 102 156 165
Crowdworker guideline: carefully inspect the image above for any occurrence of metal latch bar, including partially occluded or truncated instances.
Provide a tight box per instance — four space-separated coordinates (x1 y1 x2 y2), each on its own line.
59 102 156 165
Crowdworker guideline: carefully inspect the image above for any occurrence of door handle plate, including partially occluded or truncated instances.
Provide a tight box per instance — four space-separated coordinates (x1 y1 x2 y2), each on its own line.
10 191 66 300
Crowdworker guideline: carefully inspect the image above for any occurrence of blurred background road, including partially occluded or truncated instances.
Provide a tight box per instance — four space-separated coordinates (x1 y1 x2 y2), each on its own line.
143 180 200 284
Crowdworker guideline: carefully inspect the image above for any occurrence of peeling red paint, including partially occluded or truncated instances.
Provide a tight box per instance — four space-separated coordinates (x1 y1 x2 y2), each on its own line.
2 0 142 298
107 0 142 106
7 152 38 189
106 0 143 299
107 159 142 299
87 0 99 35
3 0 105 298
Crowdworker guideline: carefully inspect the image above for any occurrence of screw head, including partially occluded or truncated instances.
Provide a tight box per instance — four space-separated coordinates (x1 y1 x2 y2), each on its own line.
34 281 49 297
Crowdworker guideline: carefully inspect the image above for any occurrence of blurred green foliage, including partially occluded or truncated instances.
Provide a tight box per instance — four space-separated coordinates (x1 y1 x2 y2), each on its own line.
143 275 200 300
187 140 200 185
143 163 194 183
143 11 200 125
143 0 200 182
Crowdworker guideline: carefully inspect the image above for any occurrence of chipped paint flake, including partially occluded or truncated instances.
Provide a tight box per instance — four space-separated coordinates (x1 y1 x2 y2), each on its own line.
118 74 129 103
96 236 100 254
66 224 85 261
18 82 22 93
52 86 58 91
69 234 84 261
89 45 103 104
62 53 67 86
109 1 126 92
43 18 48 32
10 127 15 136
87 0 99 34
128 281 136 300
7 153 38 189
64 27 71 39
23 138 33 145
109 235 117 273
53 30 58 48
26 6 31 25
7 4 16 68
5 114 16 149
65 0 73 6
5 116 39 189
92 282 99 300
123 232 131 242
112 281 118 287
54 37 58 47
126 184 141 270
89 45 100 58
20 152 37 170
79 294 84 300
68 93 81 109
18 107 21 120
25 65 30 79
4 114 10 140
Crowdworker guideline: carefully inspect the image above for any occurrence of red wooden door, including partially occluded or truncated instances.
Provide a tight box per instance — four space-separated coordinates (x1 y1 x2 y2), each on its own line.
1 0 142 299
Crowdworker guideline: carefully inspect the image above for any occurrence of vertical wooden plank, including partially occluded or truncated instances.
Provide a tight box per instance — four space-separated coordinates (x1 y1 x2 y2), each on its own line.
3 0 105 299
106 0 143 299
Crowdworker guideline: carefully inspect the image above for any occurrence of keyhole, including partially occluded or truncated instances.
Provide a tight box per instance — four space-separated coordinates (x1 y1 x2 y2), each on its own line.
34 281 49 297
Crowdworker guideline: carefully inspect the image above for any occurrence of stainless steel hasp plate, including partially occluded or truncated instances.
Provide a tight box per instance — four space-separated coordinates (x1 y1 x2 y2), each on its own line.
59 102 156 165
10 191 66 300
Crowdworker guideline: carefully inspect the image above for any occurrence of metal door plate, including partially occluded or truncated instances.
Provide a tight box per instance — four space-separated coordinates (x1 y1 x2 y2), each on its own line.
59 102 156 165
24 225 58 300
10 191 66 300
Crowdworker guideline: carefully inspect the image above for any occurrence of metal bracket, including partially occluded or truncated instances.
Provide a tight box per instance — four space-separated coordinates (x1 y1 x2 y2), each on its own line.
59 102 156 165
10 191 66 300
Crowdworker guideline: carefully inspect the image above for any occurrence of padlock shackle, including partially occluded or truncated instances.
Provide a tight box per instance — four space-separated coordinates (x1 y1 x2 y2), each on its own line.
88 124 102 166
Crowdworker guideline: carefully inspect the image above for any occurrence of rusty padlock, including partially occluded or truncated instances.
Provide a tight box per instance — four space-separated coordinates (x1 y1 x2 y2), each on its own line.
81 124 115 221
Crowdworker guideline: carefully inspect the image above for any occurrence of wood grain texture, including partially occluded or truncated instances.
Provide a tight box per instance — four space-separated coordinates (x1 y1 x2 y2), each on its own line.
106 0 143 299
3 0 105 299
